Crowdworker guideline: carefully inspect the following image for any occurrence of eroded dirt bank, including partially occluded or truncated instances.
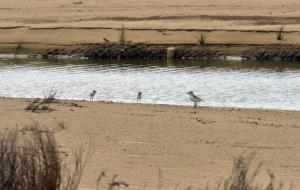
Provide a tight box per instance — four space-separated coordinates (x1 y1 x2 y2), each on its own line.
2 42 300 61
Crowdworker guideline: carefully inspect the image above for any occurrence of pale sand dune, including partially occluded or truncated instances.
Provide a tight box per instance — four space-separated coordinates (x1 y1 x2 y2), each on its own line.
1 98 300 189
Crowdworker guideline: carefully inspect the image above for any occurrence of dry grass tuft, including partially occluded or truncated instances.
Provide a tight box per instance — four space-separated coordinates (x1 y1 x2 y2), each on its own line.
224 153 264 190
0 123 61 190
277 25 284 41
119 23 127 43
197 33 206 46
0 122 91 190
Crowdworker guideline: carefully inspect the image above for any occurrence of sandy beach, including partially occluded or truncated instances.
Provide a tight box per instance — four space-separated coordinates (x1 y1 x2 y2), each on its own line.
1 97 300 189
0 0 300 52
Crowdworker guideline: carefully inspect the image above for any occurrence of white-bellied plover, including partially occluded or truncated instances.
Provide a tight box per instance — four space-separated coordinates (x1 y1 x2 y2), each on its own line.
89 90 97 101
137 92 142 103
187 91 202 109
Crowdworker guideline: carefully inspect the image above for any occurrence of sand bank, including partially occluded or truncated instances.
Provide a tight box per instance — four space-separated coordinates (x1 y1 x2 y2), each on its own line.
1 0 300 60
1 97 300 189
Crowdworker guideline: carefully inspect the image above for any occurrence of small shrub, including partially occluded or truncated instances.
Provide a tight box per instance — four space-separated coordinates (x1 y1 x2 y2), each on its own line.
119 23 127 43
277 25 284 41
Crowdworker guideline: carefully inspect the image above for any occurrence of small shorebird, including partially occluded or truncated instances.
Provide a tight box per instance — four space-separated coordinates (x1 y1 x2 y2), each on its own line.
137 92 142 103
89 90 97 101
187 91 202 109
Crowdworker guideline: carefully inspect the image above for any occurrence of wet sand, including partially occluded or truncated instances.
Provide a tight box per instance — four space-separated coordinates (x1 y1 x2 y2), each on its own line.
1 97 300 189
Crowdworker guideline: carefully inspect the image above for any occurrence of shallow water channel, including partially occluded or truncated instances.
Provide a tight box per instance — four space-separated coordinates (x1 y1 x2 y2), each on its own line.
0 58 300 110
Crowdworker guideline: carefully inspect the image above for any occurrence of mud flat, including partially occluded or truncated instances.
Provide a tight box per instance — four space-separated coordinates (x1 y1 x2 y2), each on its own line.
1 97 300 189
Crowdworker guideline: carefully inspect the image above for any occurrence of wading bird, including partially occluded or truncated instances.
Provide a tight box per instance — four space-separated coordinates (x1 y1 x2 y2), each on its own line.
89 90 97 101
187 91 202 109
137 92 142 103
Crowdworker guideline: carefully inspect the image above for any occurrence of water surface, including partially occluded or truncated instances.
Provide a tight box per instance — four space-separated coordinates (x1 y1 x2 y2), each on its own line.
0 59 300 110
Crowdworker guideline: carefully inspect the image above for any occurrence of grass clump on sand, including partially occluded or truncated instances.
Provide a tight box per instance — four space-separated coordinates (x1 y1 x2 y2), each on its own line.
224 154 267 190
277 25 285 41
0 122 91 190
119 23 127 43
197 33 206 46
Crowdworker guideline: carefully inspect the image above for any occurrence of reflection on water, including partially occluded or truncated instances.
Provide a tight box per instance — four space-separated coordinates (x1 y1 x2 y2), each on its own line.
0 59 300 110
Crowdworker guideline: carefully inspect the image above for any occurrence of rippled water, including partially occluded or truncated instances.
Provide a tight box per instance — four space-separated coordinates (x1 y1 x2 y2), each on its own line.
0 58 300 110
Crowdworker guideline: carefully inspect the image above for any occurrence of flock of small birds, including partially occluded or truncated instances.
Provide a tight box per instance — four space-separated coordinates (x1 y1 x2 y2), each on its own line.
89 90 202 109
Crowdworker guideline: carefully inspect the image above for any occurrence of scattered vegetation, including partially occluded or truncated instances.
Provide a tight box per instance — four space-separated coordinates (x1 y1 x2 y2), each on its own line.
25 89 58 112
197 33 206 46
277 25 285 41
119 23 127 43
